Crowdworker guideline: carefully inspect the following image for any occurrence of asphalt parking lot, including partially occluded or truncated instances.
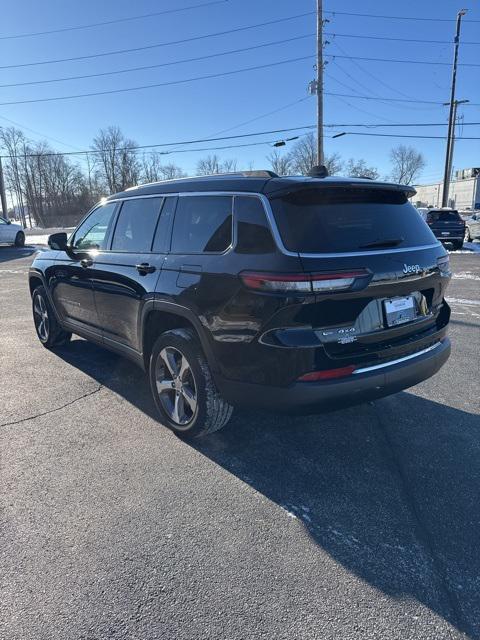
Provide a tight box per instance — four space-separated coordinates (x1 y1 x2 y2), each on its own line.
1 244 479 640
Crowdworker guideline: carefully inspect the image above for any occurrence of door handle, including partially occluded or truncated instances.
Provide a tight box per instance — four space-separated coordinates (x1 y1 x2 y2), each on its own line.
135 263 156 274
80 258 93 268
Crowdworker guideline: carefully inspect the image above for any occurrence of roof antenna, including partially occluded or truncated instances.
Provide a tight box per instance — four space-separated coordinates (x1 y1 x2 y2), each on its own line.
307 165 329 178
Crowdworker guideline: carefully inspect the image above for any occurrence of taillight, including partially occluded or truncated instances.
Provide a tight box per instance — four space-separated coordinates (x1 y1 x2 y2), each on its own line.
240 270 369 293
298 365 357 381
437 255 452 277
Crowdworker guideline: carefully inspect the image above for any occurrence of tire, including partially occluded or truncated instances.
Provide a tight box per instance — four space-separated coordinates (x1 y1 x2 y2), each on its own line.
452 240 463 250
14 231 25 247
32 285 72 348
149 328 233 438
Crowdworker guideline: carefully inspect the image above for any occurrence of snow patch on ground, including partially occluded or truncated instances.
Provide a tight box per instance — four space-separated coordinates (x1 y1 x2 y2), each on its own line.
447 298 480 307
453 272 480 281
26 235 50 246
448 242 480 254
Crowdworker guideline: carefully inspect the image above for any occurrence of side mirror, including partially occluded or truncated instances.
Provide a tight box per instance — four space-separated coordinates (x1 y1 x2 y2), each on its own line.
472 214 477 220
6 219 11 225
48 232 68 251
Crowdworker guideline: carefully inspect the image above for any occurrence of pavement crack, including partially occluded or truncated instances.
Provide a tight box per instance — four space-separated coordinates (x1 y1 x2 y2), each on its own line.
370 402 470 640
0 385 103 428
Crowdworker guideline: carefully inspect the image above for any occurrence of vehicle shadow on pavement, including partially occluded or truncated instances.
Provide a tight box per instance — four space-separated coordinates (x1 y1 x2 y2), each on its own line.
55 339 479 638
193 397 480 639
0 246 38 263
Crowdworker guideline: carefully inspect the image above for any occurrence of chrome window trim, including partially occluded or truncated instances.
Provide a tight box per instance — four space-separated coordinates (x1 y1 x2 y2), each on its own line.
256 193 442 258
353 342 442 375
106 190 442 258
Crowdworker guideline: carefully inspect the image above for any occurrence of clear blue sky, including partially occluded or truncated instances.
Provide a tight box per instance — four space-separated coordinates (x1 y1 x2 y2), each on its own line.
0 0 478 182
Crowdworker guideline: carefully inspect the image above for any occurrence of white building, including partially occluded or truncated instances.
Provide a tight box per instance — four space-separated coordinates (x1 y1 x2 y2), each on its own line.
410 167 480 211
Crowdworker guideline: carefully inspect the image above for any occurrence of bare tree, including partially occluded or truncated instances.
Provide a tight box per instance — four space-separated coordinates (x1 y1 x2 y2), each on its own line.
0 127 28 226
288 133 317 175
324 152 343 176
158 162 186 181
389 145 426 184
221 158 237 173
345 158 379 180
196 155 222 175
267 148 292 175
91 126 140 193
141 153 186 182
288 133 343 175
196 154 237 175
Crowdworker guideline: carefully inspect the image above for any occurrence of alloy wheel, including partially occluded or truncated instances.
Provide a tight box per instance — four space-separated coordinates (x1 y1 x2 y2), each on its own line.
33 293 49 342
155 346 198 427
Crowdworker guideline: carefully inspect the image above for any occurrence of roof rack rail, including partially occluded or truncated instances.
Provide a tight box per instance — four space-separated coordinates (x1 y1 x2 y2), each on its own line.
199 170 279 178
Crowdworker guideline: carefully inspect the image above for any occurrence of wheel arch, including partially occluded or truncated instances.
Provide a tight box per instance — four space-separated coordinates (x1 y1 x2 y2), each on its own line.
28 271 45 296
141 301 218 373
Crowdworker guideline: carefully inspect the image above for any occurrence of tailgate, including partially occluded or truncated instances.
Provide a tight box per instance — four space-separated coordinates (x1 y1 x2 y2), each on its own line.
297 245 450 362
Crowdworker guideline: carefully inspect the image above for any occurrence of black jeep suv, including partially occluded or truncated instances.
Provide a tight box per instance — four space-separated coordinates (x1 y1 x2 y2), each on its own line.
29 171 452 437
425 208 466 250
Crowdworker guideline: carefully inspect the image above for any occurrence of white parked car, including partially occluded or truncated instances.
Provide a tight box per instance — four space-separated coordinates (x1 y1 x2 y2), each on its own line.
0 216 25 246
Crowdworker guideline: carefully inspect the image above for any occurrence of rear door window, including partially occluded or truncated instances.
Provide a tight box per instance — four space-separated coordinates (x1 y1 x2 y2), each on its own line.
269 188 436 253
426 210 461 223
111 197 163 252
171 196 233 254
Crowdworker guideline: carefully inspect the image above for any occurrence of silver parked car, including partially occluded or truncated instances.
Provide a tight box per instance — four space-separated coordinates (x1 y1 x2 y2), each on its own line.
464 212 480 242
0 217 25 246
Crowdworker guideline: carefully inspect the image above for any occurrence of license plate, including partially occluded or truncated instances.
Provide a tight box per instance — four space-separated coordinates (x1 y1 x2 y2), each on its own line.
384 296 416 326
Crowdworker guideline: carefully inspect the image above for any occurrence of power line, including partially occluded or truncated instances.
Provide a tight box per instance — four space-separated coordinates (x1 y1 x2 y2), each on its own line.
0 34 315 89
324 92 479 106
325 31 480 46
326 122 480 128
0 56 316 106
11 30 477 92
324 9 480 23
327 41 446 114
0 125 316 158
3 56 478 108
324 53 480 68
1 136 304 160
4 131 480 162
3 121 480 159
337 132 480 140
0 11 315 70
0 115 82 151
1 3 476 43
0 1 230 40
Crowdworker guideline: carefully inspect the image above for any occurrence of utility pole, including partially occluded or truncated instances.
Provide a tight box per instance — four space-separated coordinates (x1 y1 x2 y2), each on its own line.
444 99 469 196
316 0 324 166
442 8 467 207
0 156 8 219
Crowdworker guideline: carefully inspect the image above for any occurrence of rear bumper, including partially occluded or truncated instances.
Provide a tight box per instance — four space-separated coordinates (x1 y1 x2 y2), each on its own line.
217 337 451 413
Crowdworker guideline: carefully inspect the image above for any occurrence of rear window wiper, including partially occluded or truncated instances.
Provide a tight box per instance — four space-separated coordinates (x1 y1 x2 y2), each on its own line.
359 237 404 249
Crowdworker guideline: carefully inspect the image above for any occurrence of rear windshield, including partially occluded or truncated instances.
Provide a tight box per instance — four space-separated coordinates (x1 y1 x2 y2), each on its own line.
269 188 436 253
426 210 461 222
